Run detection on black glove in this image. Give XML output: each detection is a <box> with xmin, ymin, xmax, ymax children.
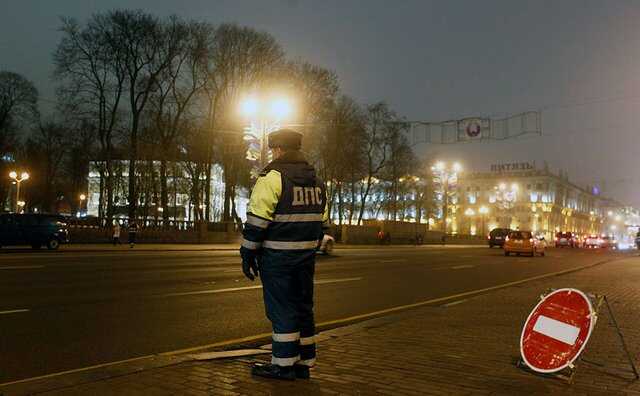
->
<box><xmin>240</xmin><ymin>246</ymin><xmax>260</xmax><ymax>281</ymax></box>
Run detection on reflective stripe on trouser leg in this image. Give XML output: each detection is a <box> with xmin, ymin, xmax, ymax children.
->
<box><xmin>271</xmin><ymin>331</ymin><xmax>300</xmax><ymax>366</ymax></box>
<box><xmin>297</xmin><ymin>259</ymin><xmax>316</xmax><ymax>367</ymax></box>
<box><xmin>298</xmin><ymin>334</ymin><xmax>316</xmax><ymax>367</ymax></box>
<box><xmin>261</xmin><ymin>254</ymin><xmax>300</xmax><ymax>367</ymax></box>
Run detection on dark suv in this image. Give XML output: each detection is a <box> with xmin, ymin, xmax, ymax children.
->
<box><xmin>488</xmin><ymin>228</ymin><xmax>511</xmax><ymax>248</ymax></box>
<box><xmin>0</xmin><ymin>213</ymin><xmax>70</xmax><ymax>250</ymax></box>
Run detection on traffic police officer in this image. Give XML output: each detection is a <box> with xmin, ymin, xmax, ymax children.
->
<box><xmin>240</xmin><ymin>129</ymin><xmax>329</xmax><ymax>381</ymax></box>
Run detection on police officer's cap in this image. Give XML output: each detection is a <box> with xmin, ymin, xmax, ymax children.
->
<box><xmin>268</xmin><ymin>129</ymin><xmax>302</xmax><ymax>150</ymax></box>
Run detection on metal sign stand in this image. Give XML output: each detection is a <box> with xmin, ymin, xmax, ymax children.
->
<box><xmin>517</xmin><ymin>290</ymin><xmax>639</xmax><ymax>384</ymax></box>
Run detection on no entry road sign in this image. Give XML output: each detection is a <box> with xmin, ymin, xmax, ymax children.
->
<box><xmin>520</xmin><ymin>288</ymin><xmax>595</xmax><ymax>373</ymax></box>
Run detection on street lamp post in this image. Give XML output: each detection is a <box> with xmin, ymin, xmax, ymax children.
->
<box><xmin>432</xmin><ymin>162</ymin><xmax>462</xmax><ymax>234</ymax></box>
<box><xmin>9</xmin><ymin>171</ymin><xmax>29</xmax><ymax>213</ymax></box>
<box><xmin>495</xmin><ymin>182</ymin><xmax>518</xmax><ymax>228</ymax></box>
<box><xmin>240</xmin><ymin>95</ymin><xmax>293</xmax><ymax>169</ymax></box>
<box><xmin>464</xmin><ymin>208</ymin><xmax>475</xmax><ymax>234</ymax></box>
<box><xmin>479</xmin><ymin>206</ymin><xmax>489</xmax><ymax>237</ymax></box>
<box><xmin>79</xmin><ymin>194</ymin><xmax>86</xmax><ymax>216</ymax></box>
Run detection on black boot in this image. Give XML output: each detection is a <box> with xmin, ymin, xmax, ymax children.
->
<box><xmin>294</xmin><ymin>364</ymin><xmax>310</xmax><ymax>379</ymax></box>
<box><xmin>251</xmin><ymin>363</ymin><xmax>296</xmax><ymax>381</ymax></box>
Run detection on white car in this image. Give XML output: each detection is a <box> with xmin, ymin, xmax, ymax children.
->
<box><xmin>317</xmin><ymin>234</ymin><xmax>335</xmax><ymax>255</ymax></box>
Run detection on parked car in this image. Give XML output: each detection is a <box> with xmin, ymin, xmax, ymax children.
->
<box><xmin>584</xmin><ymin>234</ymin><xmax>603</xmax><ymax>248</ymax></box>
<box><xmin>0</xmin><ymin>213</ymin><xmax>69</xmax><ymax>250</ymax></box>
<box><xmin>504</xmin><ymin>230</ymin><xmax>545</xmax><ymax>257</ymax></box>
<box><xmin>600</xmin><ymin>235</ymin><xmax>618</xmax><ymax>250</ymax></box>
<box><xmin>317</xmin><ymin>234</ymin><xmax>335</xmax><ymax>255</ymax></box>
<box><xmin>488</xmin><ymin>228</ymin><xmax>511</xmax><ymax>248</ymax></box>
<box><xmin>554</xmin><ymin>231</ymin><xmax>575</xmax><ymax>248</ymax></box>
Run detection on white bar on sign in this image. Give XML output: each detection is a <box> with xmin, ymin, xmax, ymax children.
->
<box><xmin>532</xmin><ymin>315</ymin><xmax>580</xmax><ymax>345</ymax></box>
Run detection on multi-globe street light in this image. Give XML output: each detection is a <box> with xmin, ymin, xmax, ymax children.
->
<box><xmin>9</xmin><ymin>171</ymin><xmax>29</xmax><ymax>213</ymax></box>
<box><xmin>495</xmin><ymin>182</ymin><xmax>518</xmax><ymax>228</ymax></box>
<box><xmin>431</xmin><ymin>161</ymin><xmax>462</xmax><ymax>234</ymax></box>
<box><xmin>239</xmin><ymin>95</ymin><xmax>294</xmax><ymax>169</ymax></box>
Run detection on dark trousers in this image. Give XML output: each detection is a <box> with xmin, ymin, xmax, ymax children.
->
<box><xmin>260</xmin><ymin>250</ymin><xmax>316</xmax><ymax>367</ymax></box>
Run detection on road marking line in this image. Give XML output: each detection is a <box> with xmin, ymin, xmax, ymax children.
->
<box><xmin>316</xmin><ymin>257</ymin><xmax>619</xmax><ymax>328</ymax></box>
<box><xmin>451</xmin><ymin>265</ymin><xmax>474</xmax><ymax>269</ymax></box>
<box><xmin>0</xmin><ymin>265</ymin><xmax>45</xmax><ymax>270</ymax></box>
<box><xmin>161</xmin><ymin>277</ymin><xmax>363</xmax><ymax>298</ymax></box>
<box><xmin>379</xmin><ymin>259</ymin><xmax>407</xmax><ymax>263</ymax></box>
<box><xmin>0</xmin><ymin>258</ymin><xmax>618</xmax><ymax>388</ymax></box>
<box><xmin>442</xmin><ymin>299</ymin><xmax>467</xmax><ymax>307</ymax></box>
<box><xmin>315</xmin><ymin>277</ymin><xmax>362</xmax><ymax>285</ymax></box>
<box><xmin>0</xmin><ymin>309</ymin><xmax>29</xmax><ymax>315</ymax></box>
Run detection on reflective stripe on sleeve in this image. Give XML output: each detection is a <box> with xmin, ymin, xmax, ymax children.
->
<box><xmin>299</xmin><ymin>336</ymin><xmax>315</xmax><ymax>346</ymax></box>
<box><xmin>272</xmin><ymin>332</ymin><xmax>300</xmax><ymax>342</ymax></box>
<box><xmin>241</xmin><ymin>238</ymin><xmax>262</xmax><ymax>250</ymax></box>
<box><xmin>263</xmin><ymin>240</ymin><xmax>319</xmax><ymax>250</ymax></box>
<box><xmin>296</xmin><ymin>358</ymin><xmax>316</xmax><ymax>367</ymax></box>
<box><xmin>273</xmin><ymin>213</ymin><xmax>323</xmax><ymax>222</ymax></box>
<box><xmin>246</xmin><ymin>214</ymin><xmax>270</xmax><ymax>229</ymax></box>
<box><xmin>271</xmin><ymin>355</ymin><xmax>300</xmax><ymax>367</ymax></box>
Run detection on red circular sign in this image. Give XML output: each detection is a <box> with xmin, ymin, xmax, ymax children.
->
<box><xmin>520</xmin><ymin>288</ymin><xmax>594</xmax><ymax>373</ymax></box>
<box><xmin>466</xmin><ymin>122</ymin><xmax>481</xmax><ymax>137</ymax></box>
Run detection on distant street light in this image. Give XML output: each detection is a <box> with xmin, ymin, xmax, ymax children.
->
<box><xmin>239</xmin><ymin>94</ymin><xmax>294</xmax><ymax>169</ymax></box>
<box><xmin>431</xmin><ymin>162</ymin><xmax>462</xmax><ymax>234</ymax></box>
<box><xmin>79</xmin><ymin>193</ymin><xmax>87</xmax><ymax>217</ymax></box>
<box><xmin>9</xmin><ymin>171</ymin><xmax>29</xmax><ymax>213</ymax></box>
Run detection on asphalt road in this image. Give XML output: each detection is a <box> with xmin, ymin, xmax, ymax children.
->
<box><xmin>0</xmin><ymin>245</ymin><xmax>627</xmax><ymax>383</ymax></box>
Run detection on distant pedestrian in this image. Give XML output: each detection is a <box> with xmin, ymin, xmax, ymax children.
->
<box><xmin>112</xmin><ymin>221</ymin><xmax>121</xmax><ymax>246</ymax></box>
<box><xmin>128</xmin><ymin>220</ymin><xmax>138</xmax><ymax>248</ymax></box>
<box><xmin>377</xmin><ymin>230</ymin><xmax>385</xmax><ymax>245</ymax></box>
<box><xmin>385</xmin><ymin>232</ymin><xmax>391</xmax><ymax>245</ymax></box>
<box><xmin>441</xmin><ymin>234</ymin><xmax>446</xmax><ymax>246</ymax></box>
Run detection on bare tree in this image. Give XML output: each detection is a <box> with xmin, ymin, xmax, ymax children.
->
<box><xmin>0</xmin><ymin>71</ymin><xmax>39</xmax><ymax>132</ymax></box>
<box><xmin>202</xmin><ymin>23</ymin><xmax>284</xmax><ymax>223</ymax></box>
<box><xmin>355</xmin><ymin>102</ymin><xmax>404</xmax><ymax>225</ymax></box>
<box><xmin>54</xmin><ymin>16</ymin><xmax>126</xmax><ymax>219</ymax></box>
<box><xmin>0</xmin><ymin>71</ymin><xmax>38</xmax><ymax>209</ymax></box>
<box><xmin>146</xmin><ymin>20</ymin><xmax>211</xmax><ymax>223</ymax></box>
<box><xmin>20</xmin><ymin>121</ymin><xmax>67</xmax><ymax>212</ymax></box>
<box><xmin>100</xmin><ymin>10</ymin><xmax>186</xmax><ymax>219</ymax></box>
<box><xmin>382</xmin><ymin>124</ymin><xmax>414</xmax><ymax>221</ymax></box>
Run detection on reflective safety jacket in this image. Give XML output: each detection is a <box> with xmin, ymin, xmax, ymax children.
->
<box><xmin>242</xmin><ymin>151</ymin><xmax>329</xmax><ymax>252</ymax></box>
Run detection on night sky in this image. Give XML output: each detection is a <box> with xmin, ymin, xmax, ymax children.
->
<box><xmin>2</xmin><ymin>0</ymin><xmax>640</xmax><ymax>205</ymax></box>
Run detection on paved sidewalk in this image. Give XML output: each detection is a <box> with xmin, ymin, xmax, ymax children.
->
<box><xmin>5</xmin><ymin>255</ymin><xmax>640</xmax><ymax>395</ymax></box>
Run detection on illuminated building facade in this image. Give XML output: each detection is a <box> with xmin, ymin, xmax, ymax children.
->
<box><xmin>452</xmin><ymin>162</ymin><xmax>607</xmax><ymax>239</ymax></box>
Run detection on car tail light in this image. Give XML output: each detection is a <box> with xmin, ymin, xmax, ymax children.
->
<box><xmin>505</xmin><ymin>236</ymin><xmax>509</xmax><ymax>242</ymax></box>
